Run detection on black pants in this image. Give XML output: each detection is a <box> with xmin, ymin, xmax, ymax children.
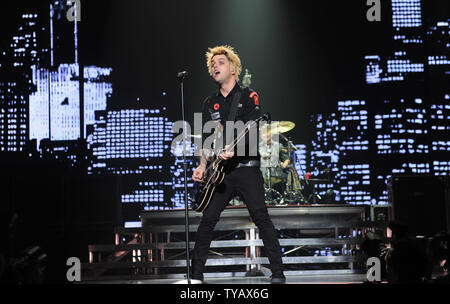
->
<box><xmin>191</xmin><ymin>166</ymin><xmax>284</xmax><ymax>276</ymax></box>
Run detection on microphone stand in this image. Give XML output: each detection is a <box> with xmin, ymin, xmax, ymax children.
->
<box><xmin>174</xmin><ymin>71</ymin><xmax>202</xmax><ymax>284</ymax></box>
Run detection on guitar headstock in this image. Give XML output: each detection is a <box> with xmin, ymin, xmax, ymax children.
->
<box><xmin>257</xmin><ymin>113</ymin><xmax>271</xmax><ymax>124</ymax></box>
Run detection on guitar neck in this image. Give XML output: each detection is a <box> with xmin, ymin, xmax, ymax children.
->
<box><xmin>217</xmin><ymin>119</ymin><xmax>260</xmax><ymax>160</ymax></box>
<box><xmin>206</xmin><ymin>114</ymin><xmax>268</xmax><ymax>170</ymax></box>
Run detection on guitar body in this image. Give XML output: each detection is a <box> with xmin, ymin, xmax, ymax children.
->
<box><xmin>189</xmin><ymin>113</ymin><xmax>270</xmax><ymax>213</ymax></box>
<box><xmin>190</xmin><ymin>162</ymin><xmax>226</xmax><ymax>212</ymax></box>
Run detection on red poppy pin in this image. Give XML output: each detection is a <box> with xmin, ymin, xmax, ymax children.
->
<box><xmin>214</xmin><ymin>103</ymin><xmax>220</xmax><ymax>111</ymax></box>
<box><xmin>250</xmin><ymin>92</ymin><xmax>259</xmax><ymax>106</ymax></box>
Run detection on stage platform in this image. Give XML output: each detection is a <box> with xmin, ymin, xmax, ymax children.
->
<box><xmin>84</xmin><ymin>272</ymin><xmax>368</xmax><ymax>284</ymax></box>
<box><xmin>83</xmin><ymin>204</ymin><xmax>385</xmax><ymax>283</ymax></box>
<box><xmin>139</xmin><ymin>204</ymin><xmax>369</xmax><ymax>230</ymax></box>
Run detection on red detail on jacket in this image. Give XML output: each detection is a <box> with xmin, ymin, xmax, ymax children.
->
<box><xmin>250</xmin><ymin>92</ymin><xmax>259</xmax><ymax>106</ymax></box>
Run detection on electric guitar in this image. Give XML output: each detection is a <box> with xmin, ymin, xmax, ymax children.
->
<box><xmin>190</xmin><ymin>113</ymin><xmax>271</xmax><ymax>212</ymax></box>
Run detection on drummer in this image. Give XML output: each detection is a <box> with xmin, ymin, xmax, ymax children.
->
<box><xmin>259</xmin><ymin>129</ymin><xmax>290</xmax><ymax>194</ymax></box>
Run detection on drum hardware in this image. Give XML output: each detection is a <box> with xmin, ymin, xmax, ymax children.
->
<box><xmin>263</xmin><ymin>163</ymin><xmax>283</xmax><ymax>205</ymax></box>
<box><xmin>279</xmin><ymin>133</ymin><xmax>300</xmax><ymax>151</ymax></box>
<box><xmin>283</xmin><ymin>190</ymin><xmax>305</xmax><ymax>204</ymax></box>
<box><xmin>262</xmin><ymin>166</ymin><xmax>284</xmax><ymax>185</ymax></box>
<box><xmin>264</xmin><ymin>187</ymin><xmax>283</xmax><ymax>205</ymax></box>
<box><xmin>279</xmin><ymin>133</ymin><xmax>305</xmax><ymax>205</ymax></box>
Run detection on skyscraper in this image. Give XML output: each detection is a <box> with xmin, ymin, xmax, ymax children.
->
<box><xmin>29</xmin><ymin>64</ymin><xmax>112</xmax><ymax>148</ymax></box>
<box><xmin>0</xmin><ymin>13</ymin><xmax>48</xmax><ymax>153</ymax></box>
<box><xmin>336</xmin><ymin>100</ymin><xmax>371</xmax><ymax>205</ymax></box>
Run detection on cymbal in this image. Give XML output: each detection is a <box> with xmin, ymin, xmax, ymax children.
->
<box><xmin>266</xmin><ymin>121</ymin><xmax>295</xmax><ymax>134</ymax></box>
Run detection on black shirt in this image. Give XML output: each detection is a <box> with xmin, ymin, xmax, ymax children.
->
<box><xmin>201</xmin><ymin>83</ymin><xmax>262</xmax><ymax>166</ymax></box>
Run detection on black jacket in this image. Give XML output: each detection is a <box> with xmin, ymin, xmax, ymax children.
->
<box><xmin>201</xmin><ymin>83</ymin><xmax>262</xmax><ymax>166</ymax></box>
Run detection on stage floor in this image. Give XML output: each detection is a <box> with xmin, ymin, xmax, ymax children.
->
<box><xmin>84</xmin><ymin>273</ymin><xmax>367</xmax><ymax>284</ymax></box>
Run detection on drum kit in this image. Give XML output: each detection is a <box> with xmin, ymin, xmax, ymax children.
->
<box><xmin>259</xmin><ymin>121</ymin><xmax>306</xmax><ymax>205</ymax></box>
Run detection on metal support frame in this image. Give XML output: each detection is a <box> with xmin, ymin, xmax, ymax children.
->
<box><xmin>84</xmin><ymin>205</ymin><xmax>377</xmax><ymax>280</ymax></box>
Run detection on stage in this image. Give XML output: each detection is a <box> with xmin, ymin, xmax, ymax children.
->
<box><xmin>83</xmin><ymin>204</ymin><xmax>382</xmax><ymax>283</ymax></box>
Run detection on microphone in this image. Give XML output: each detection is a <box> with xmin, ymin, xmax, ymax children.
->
<box><xmin>177</xmin><ymin>71</ymin><xmax>189</xmax><ymax>80</ymax></box>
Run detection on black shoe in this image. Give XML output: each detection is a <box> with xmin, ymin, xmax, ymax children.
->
<box><xmin>189</xmin><ymin>278</ymin><xmax>205</xmax><ymax>284</ymax></box>
<box><xmin>270</xmin><ymin>274</ymin><xmax>286</xmax><ymax>284</ymax></box>
<box><xmin>191</xmin><ymin>260</ymin><xmax>204</xmax><ymax>282</ymax></box>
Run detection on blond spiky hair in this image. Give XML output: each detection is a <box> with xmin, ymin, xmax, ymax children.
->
<box><xmin>206</xmin><ymin>45</ymin><xmax>242</xmax><ymax>82</ymax></box>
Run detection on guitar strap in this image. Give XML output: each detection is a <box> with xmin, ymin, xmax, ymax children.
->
<box><xmin>227</xmin><ymin>91</ymin><xmax>242</xmax><ymax>122</ymax></box>
<box><xmin>223</xmin><ymin>91</ymin><xmax>242</xmax><ymax>149</ymax></box>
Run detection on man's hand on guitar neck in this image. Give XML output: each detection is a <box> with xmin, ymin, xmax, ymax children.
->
<box><xmin>219</xmin><ymin>145</ymin><xmax>235</xmax><ymax>160</ymax></box>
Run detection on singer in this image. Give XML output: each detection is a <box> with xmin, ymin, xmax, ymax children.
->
<box><xmin>191</xmin><ymin>45</ymin><xmax>285</xmax><ymax>284</ymax></box>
